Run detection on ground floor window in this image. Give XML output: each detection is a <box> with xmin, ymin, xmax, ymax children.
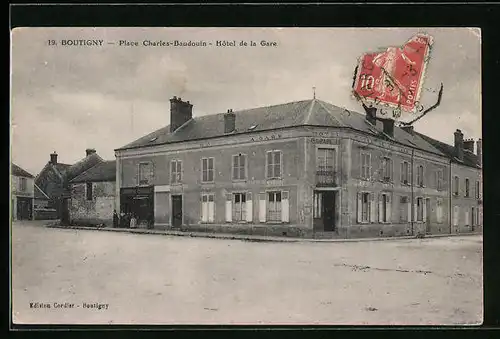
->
<box><xmin>436</xmin><ymin>199</ymin><xmax>443</xmax><ymax>223</ymax></box>
<box><xmin>201</xmin><ymin>193</ymin><xmax>215</xmax><ymax>223</ymax></box>
<box><xmin>471</xmin><ymin>207</ymin><xmax>476</xmax><ymax>227</ymax></box>
<box><xmin>267</xmin><ymin>191</ymin><xmax>282</xmax><ymax>222</ymax></box>
<box><xmin>378</xmin><ymin>193</ymin><xmax>391</xmax><ymax>222</ymax></box>
<box><xmin>233</xmin><ymin>193</ymin><xmax>247</xmax><ymax>221</ymax></box>
<box><xmin>357</xmin><ymin>192</ymin><xmax>373</xmax><ymax>223</ymax></box>
<box><xmin>416</xmin><ymin>197</ymin><xmax>424</xmax><ymax>222</ymax></box>
<box><xmin>399</xmin><ymin>196</ymin><xmax>410</xmax><ymax>222</ymax></box>
<box><xmin>313</xmin><ymin>192</ymin><xmax>323</xmax><ymax>218</ymax></box>
<box><xmin>453</xmin><ymin>206</ymin><xmax>460</xmax><ymax>226</ymax></box>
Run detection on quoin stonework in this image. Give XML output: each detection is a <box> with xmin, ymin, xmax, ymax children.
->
<box><xmin>112</xmin><ymin>96</ymin><xmax>482</xmax><ymax>239</ymax></box>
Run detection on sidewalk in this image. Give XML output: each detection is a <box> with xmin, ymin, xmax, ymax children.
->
<box><xmin>44</xmin><ymin>223</ymin><xmax>482</xmax><ymax>243</ymax></box>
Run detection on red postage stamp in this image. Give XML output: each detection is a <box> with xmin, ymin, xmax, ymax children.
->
<box><xmin>352</xmin><ymin>33</ymin><xmax>434</xmax><ymax>113</ymax></box>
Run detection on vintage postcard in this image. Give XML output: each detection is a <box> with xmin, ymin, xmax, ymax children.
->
<box><xmin>10</xmin><ymin>27</ymin><xmax>482</xmax><ymax>326</ymax></box>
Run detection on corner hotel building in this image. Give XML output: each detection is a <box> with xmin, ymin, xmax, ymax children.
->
<box><xmin>114</xmin><ymin>96</ymin><xmax>482</xmax><ymax>238</ymax></box>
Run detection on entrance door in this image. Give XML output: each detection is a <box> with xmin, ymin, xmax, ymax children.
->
<box><xmin>425</xmin><ymin>198</ymin><xmax>431</xmax><ymax>233</ymax></box>
<box><xmin>322</xmin><ymin>192</ymin><xmax>336</xmax><ymax>232</ymax></box>
<box><xmin>60</xmin><ymin>198</ymin><xmax>70</xmax><ymax>225</ymax></box>
<box><xmin>171</xmin><ymin>195</ymin><xmax>183</xmax><ymax>227</ymax></box>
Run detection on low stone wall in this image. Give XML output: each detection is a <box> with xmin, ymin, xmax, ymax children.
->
<box><xmin>34</xmin><ymin>209</ymin><xmax>58</xmax><ymax>220</ymax></box>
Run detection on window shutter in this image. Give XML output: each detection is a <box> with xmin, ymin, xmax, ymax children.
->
<box><xmin>407</xmin><ymin>201</ymin><xmax>412</xmax><ymax>222</ymax></box>
<box><xmin>369</xmin><ymin>193</ymin><xmax>376</xmax><ymax>223</ymax></box>
<box><xmin>423</xmin><ymin>199</ymin><xmax>427</xmax><ymax>221</ymax></box>
<box><xmin>225</xmin><ymin>193</ymin><xmax>232</xmax><ymax>222</ymax></box>
<box><xmin>387</xmin><ymin>194</ymin><xmax>392</xmax><ymax>223</ymax></box>
<box><xmin>400</xmin><ymin>162</ymin><xmax>404</xmax><ymax>183</ymax></box>
<box><xmin>246</xmin><ymin>192</ymin><xmax>253</xmax><ymax>222</ymax></box>
<box><xmin>465</xmin><ymin>210</ymin><xmax>469</xmax><ymax>226</ymax></box>
<box><xmin>368</xmin><ymin>155</ymin><xmax>372</xmax><ymax>180</ymax></box>
<box><xmin>378</xmin><ymin>194</ymin><xmax>383</xmax><ymax>223</ymax></box>
<box><xmin>356</xmin><ymin>193</ymin><xmax>362</xmax><ymax>223</ymax></box>
<box><xmin>413</xmin><ymin>202</ymin><xmax>418</xmax><ymax>222</ymax></box>
<box><xmin>259</xmin><ymin>192</ymin><xmax>266</xmax><ymax>222</ymax></box>
<box><xmin>201</xmin><ymin>195</ymin><xmax>208</xmax><ymax>223</ymax></box>
<box><xmin>281</xmin><ymin>191</ymin><xmax>289</xmax><ymax>223</ymax></box>
<box><xmin>150</xmin><ymin>162</ymin><xmax>154</xmax><ymax>184</ymax></box>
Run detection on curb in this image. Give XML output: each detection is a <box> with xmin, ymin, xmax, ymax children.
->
<box><xmin>44</xmin><ymin>224</ymin><xmax>482</xmax><ymax>243</ymax></box>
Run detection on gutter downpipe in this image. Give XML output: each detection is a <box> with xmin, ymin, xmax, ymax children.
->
<box><xmin>411</xmin><ymin>148</ymin><xmax>415</xmax><ymax>236</ymax></box>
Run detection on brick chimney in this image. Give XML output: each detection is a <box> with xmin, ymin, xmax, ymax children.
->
<box><xmin>401</xmin><ymin>125</ymin><xmax>414</xmax><ymax>134</ymax></box>
<box><xmin>476</xmin><ymin>138</ymin><xmax>482</xmax><ymax>167</ymax></box>
<box><xmin>86</xmin><ymin>148</ymin><xmax>96</xmax><ymax>156</ymax></box>
<box><xmin>463</xmin><ymin>139</ymin><xmax>474</xmax><ymax>153</ymax></box>
<box><xmin>454</xmin><ymin>129</ymin><xmax>464</xmax><ymax>161</ymax></box>
<box><xmin>380</xmin><ymin>118</ymin><xmax>395</xmax><ymax>138</ymax></box>
<box><xmin>170</xmin><ymin>96</ymin><xmax>193</xmax><ymax>133</ymax></box>
<box><xmin>50</xmin><ymin>151</ymin><xmax>58</xmax><ymax>164</ymax></box>
<box><xmin>224</xmin><ymin>109</ymin><xmax>236</xmax><ymax>133</ymax></box>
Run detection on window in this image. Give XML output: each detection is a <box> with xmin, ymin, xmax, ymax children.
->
<box><xmin>435</xmin><ymin>170</ymin><xmax>444</xmax><ymax>191</ymax></box>
<box><xmin>317</xmin><ymin>148</ymin><xmax>336</xmax><ymax>172</ymax></box>
<box><xmin>379</xmin><ymin>193</ymin><xmax>391</xmax><ymax>222</ymax></box>
<box><xmin>232</xmin><ymin>193</ymin><xmax>247</xmax><ymax>221</ymax></box>
<box><xmin>313</xmin><ymin>192</ymin><xmax>323</xmax><ymax>218</ymax></box>
<box><xmin>201</xmin><ymin>193</ymin><xmax>215</xmax><ymax>222</ymax></box>
<box><xmin>382</xmin><ymin>157</ymin><xmax>392</xmax><ymax>181</ymax></box>
<box><xmin>138</xmin><ymin>162</ymin><xmax>152</xmax><ymax>185</ymax></box>
<box><xmin>19</xmin><ymin>177</ymin><xmax>27</xmax><ymax>192</ymax></box>
<box><xmin>232</xmin><ymin>154</ymin><xmax>247</xmax><ymax>180</ymax></box>
<box><xmin>399</xmin><ymin>196</ymin><xmax>410</xmax><ymax>222</ymax></box>
<box><xmin>416</xmin><ymin>165</ymin><xmax>424</xmax><ymax>187</ymax></box>
<box><xmin>86</xmin><ymin>182</ymin><xmax>93</xmax><ymax>201</ymax></box>
<box><xmin>416</xmin><ymin>197</ymin><xmax>424</xmax><ymax>222</ymax></box>
<box><xmin>465</xmin><ymin>178</ymin><xmax>470</xmax><ymax>197</ymax></box>
<box><xmin>453</xmin><ymin>206</ymin><xmax>460</xmax><ymax>226</ymax></box>
<box><xmin>361</xmin><ymin>153</ymin><xmax>371</xmax><ymax>179</ymax></box>
<box><xmin>202</xmin><ymin>158</ymin><xmax>214</xmax><ymax>182</ymax></box>
<box><xmin>170</xmin><ymin>160</ymin><xmax>182</xmax><ymax>184</ymax></box>
<box><xmin>471</xmin><ymin>207</ymin><xmax>476</xmax><ymax>227</ymax></box>
<box><xmin>453</xmin><ymin>176</ymin><xmax>459</xmax><ymax>196</ymax></box>
<box><xmin>476</xmin><ymin>180</ymin><xmax>481</xmax><ymax>199</ymax></box>
<box><xmin>436</xmin><ymin>199</ymin><xmax>443</xmax><ymax>223</ymax></box>
<box><xmin>267</xmin><ymin>191</ymin><xmax>282</xmax><ymax>222</ymax></box>
<box><xmin>401</xmin><ymin>161</ymin><xmax>409</xmax><ymax>184</ymax></box>
<box><xmin>266</xmin><ymin>151</ymin><xmax>282</xmax><ymax>179</ymax></box>
<box><xmin>357</xmin><ymin>192</ymin><xmax>371</xmax><ymax>223</ymax></box>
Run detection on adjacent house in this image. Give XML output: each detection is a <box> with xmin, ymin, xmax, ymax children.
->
<box><xmin>113</xmin><ymin>96</ymin><xmax>480</xmax><ymax>239</ymax></box>
<box><xmin>416</xmin><ymin>131</ymin><xmax>482</xmax><ymax>233</ymax></box>
<box><xmin>33</xmin><ymin>183</ymin><xmax>56</xmax><ymax>220</ymax></box>
<box><xmin>69</xmin><ymin>160</ymin><xmax>116</xmax><ymax>227</ymax></box>
<box><xmin>35</xmin><ymin>149</ymin><xmax>103</xmax><ymax>223</ymax></box>
<box><xmin>11</xmin><ymin>163</ymin><xmax>35</xmax><ymax>221</ymax></box>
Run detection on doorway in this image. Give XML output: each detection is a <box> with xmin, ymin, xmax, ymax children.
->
<box><xmin>171</xmin><ymin>195</ymin><xmax>183</xmax><ymax>228</ymax></box>
<box><xmin>16</xmin><ymin>197</ymin><xmax>32</xmax><ymax>220</ymax></box>
<box><xmin>313</xmin><ymin>191</ymin><xmax>337</xmax><ymax>232</ymax></box>
<box><xmin>425</xmin><ymin>198</ymin><xmax>431</xmax><ymax>234</ymax></box>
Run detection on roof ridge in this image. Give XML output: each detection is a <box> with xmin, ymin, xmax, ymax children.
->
<box><xmin>69</xmin><ymin>160</ymin><xmax>105</xmax><ymax>183</ymax></box>
<box><xmin>34</xmin><ymin>183</ymin><xmax>50</xmax><ymax>199</ymax></box>
<box><xmin>316</xmin><ymin>99</ymin><xmax>345</xmax><ymax>127</ymax></box>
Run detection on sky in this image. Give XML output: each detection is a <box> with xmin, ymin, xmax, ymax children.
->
<box><xmin>11</xmin><ymin>27</ymin><xmax>481</xmax><ymax>176</ymax></box>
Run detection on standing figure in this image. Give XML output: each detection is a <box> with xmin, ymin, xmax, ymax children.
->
<box><xmin>113</xmin><ymin>210</ymin><xmax>119</xmax><ymax>228</ymax></box>
<box><xmin>129</xmin><ymin>213</ymin><xmax>137</xmax><ymax>229</ymax></box>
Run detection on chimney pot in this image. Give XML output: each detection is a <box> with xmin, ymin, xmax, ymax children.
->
<box><xmin>380</xmin><ymin>118</ymin><xmax>395</xmax><ymax>138</ymax></box>
<box><xmin>170</xmin><ymin>97</ymin><xmax>193</xmax><ymax>133</ymax></box>
<box><xmin>401</xmin><ymin>125</ymin><xmax>414</xmax><ymax>134</ymax></box>
<box><xmin>50</xmin><ymin>152</ymin><xmax>58</xmax><ymax>165</ymax></box>
<box><xmin>454</xmin><ymin>129</ymin><xmax>464</xmax><ymax>161</ymax></box>
<box><xmin>86</xmin><ymin>148</ymin><xmax>96</xmax><ymax>156</ymax></box>
<box><xmin>224</xmin><ymin>109</ymin><xmax>236</xmax><ymax>133</ymax></box>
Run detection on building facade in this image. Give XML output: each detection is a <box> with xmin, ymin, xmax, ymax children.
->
<box><xmin>114</xmin><ymin>97</ymin><xmax>480</xmax><ymax>239</ymax></box>
<box><xmin>35</xmin><ymin>149</ymin><xmax>104</xmax><ymax>223</ymax></box>
<box><xmin>11</xmin><ymin>163</ymin><xmax>35</xmax><ymax>221</ymax></box>
<box><xmin>69</xmin><ymin>160</ymin><xmax>116</xmax><ymax>227</ymax></box>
